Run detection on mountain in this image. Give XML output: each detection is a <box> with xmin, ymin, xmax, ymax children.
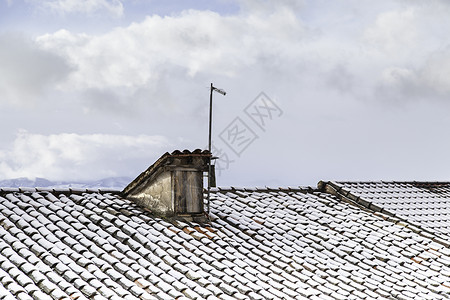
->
<box><xmin>0</xmin><ymin>177</ymin><xmax>132</xmax><ymax>190</ymax></box>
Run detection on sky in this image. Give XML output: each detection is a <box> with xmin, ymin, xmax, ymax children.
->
<box><xmin>1</xmin><ymin>0</ymin><xmax>450</xmax><ymax>187</ymax></box>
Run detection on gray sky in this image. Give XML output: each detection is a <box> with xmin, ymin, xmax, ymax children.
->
<box><xmin>1</xmin><ymin>0</ymin><xmax>450</xmax><ymax>187</ymax></box>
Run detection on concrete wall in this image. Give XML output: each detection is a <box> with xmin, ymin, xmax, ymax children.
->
<box><xmin>129</xmin><ymin>171</ymin><xmax>173</xmax><ymax>215</ymax></box>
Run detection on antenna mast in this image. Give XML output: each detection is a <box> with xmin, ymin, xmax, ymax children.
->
<box><xmin>207</xmin><ymin>83</ymin><xmax>226</xmax><ymax>219</ymax></box>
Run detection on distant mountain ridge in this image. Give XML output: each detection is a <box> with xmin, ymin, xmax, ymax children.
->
<box><xmin>0</xmin><ymin>177</ymin><xmax>132</xmax><ymax>190</ymax></box>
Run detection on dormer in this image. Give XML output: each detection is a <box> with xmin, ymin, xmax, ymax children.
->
<box><xmin>122</xmin><ymin>149</ymin><xmax>210</xmax><ymax>221</ymax></box>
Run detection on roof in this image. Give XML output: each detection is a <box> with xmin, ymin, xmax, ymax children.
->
<box><xmin>0</xmin><ymin>186</ymin><xmax>449</xmax><ymax>299</ymax></box>
<box><xmin>322</xmin><ymin>181</ymin><xmax>450</xmax><ymax>244</ymax></box>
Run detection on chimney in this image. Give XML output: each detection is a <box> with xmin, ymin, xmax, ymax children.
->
<box><xmin>122</xmin><ymin>149</ymin><xmax>211</xmax><ymax>221</ymax></box>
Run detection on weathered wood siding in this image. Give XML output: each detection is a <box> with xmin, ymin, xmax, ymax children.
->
<box><xmin>174</xmin><ymin>170</ymin><xmax>203</xmax><ymax>214</ymax></box>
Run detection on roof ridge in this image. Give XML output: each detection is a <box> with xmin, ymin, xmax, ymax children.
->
<box><xmin>334</xmin><ymin>180</ymin><xmax>450</xmax><ymax>184</ymax></box>
<box><xmin>208</xmin><ymin>186</ymin><xmax>315</xmax><ymax>193</ymax></box>
<box><xmin>0</xmin><ymin>188</ymin><xmax>121</xmax><ymax>195</ymax></box>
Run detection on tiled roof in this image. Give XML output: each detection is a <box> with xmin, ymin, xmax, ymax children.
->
<box><xmin>322</xmin><ymin>181</ymin><xmax>450</xmax><ymax>244</ymax></box>
<box><xmin>0</xmin><ymin>187</ymin><xmax>449</xmax><ymax>299</ymax></box>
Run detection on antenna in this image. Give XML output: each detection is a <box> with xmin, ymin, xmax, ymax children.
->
<box><xmin>207</xmin><ymin>83</ymin><xmax>226</xmax><ymax>219</ymax></box>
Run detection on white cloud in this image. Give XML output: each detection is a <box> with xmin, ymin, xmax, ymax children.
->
<box><xmin>374</xmin><ymin>47</ymin><xmax>450</xmax><ymax>102</ymax></box>
<box><xmin>36</xmin><ymin>7</ymin><xmax>305</xmax><ymax>88</ymax></box>
<box><xmin>31</xmin><ymin>0</ymin><xmax>450</xmax><ymax>111</ymax></box>
<box><xmin>323</xmin><ymin>0</ymin><xmax>450</xmax><ymax>103</ymax></box>
<box><xmin>363</xmin><ymin>8</ymin><xmax>419</xmax><ymax>55</ymax></box>
<box><xmin>27</xmin><ymin>0</ymin><xmax>124</xmax><ymax>16</ymax></box>
<box><xmin>8</xmin><ymin>0</ymin><xmax>450</xmax><ymax>110</ymax></box>
<box><xmin>237</xmin><ymin>0</ymin><xmax>305</xmax><ymax>14</ymax></box>
<box><xmin>0</xmin><ymin>33</ymin><xmax>73</xmax><ymax>106</ymax></box>
<box><xmin>33</xmin><ymin>6</ymin><xmax>306</xmax><ymax>114</ymax></box>
<box><xmin>0</xmin><ymin>130</ymin><xmax>171</xmax><ymax>181</ymax></box>
<box><xmin>420</xmin><ymin>48</ymin><xmax>450</xmax><ymax>95</ymax></box>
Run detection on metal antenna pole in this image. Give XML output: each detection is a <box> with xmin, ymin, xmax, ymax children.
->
<box><xmin>207</xmin><ymin>83</ymin><xmax>213</xmax><ymax>218</ymax></box>
<box><xmin>206</xmin><ymin>83</ymin><xmax>225</xmax><ymax>221</ymax></box>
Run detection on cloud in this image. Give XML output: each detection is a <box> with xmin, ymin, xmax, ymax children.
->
<box><xmin>0</xmin><ymin>130</ymin><xmax>171</xmax><ymax>181</ymax></box>
<box><xmin>27</xmin><ymin>0</ymin><xmax>124</xmax><ymax>16</ymax></box>
<box><xmin>358</xmin><ymin>1</ymin><xmax>450</xmax><ymax>102</ymax></box>
<box><xmin>33</xmin><ymin>6</ymin><xmax>306</xmax><ymax>114</ymax></box>
<box><xmin>0</xmin><ymin>33</ymin><xmax>73</xmax><ymax>106</ymax></box>
<box><xmin>237</xmin><ymin>0</ymin><xmax>305</xmax><ymax>14</ymax></box>
<box><xmin>36</xmin><ymin>8</ymin><xmax>305</xmax><ymax>86</ymax></box>
<box><xmin>363</xmin><ymin>8</ymin><xmax>419</xmax><ymax>55</ymax></box>
<box><xmin>32</xmin><ymin>0</ymin><xmax>450</xmax><ymax>113</ymax></box>
<box><xmin>8</xmin><ymin>0</ymin><xmax>450</xmax><ymax>112</ymax></box>
<box><xmin>374</xmin><ymin>46</ymin><xmax>450</xmax><ymax>103</ymax></box>
<box><xmin>420</xmin><ymin>48</ymin><xmax>450</xmax><ymax>95</ymax></box>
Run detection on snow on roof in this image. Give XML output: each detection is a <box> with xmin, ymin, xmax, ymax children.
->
<box><xmin>0</xmin><ymin>186</ymin><xmax>449</xmax><ymax>299</ymax></box>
